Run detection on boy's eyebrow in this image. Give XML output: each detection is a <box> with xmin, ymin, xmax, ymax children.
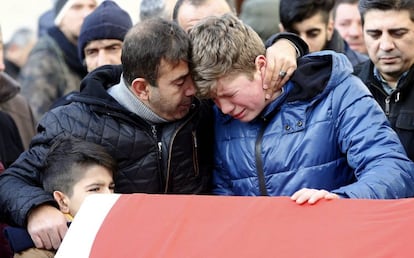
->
<box><xmin>85</xmin><ymin>182</ymin><xmax>107</xmax><ymax>188</ymax></box>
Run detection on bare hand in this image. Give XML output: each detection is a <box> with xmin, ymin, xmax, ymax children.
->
<box><xmin>27</xmin><ymin>204</ymin><xmax>68</xmax><ymax>250</ymax></box>
<box><xmin>291</xmin><ymin>188</ymin><xmax>339</xmax><ymax>205</ymax></box>
<box><xmin>263</xmin><ymin>39</ymin><xmax>298</xmax><ymax>99</ymax></box>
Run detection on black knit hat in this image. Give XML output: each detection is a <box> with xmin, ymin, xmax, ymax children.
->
<box><xmin>78</xmin><ymin>0</ymin><xmax>133</xmax><ymax>62</ymax></box>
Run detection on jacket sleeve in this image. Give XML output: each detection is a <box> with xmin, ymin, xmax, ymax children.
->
<box><xmin>265</xmin><ymin>32</ymin><xmax>309</xmax><ymax>57</ymax></box>
<box><xmin>0</xmin><ymin>111</ymin><xmax>64</xmax><ymax>226</ymax></box>
<box><xmin>331</xmin><ymin>75</ymin><xmax>414</xmax><ymax>198</ymax></box>
<box><xmin>212</xmin><ymin>166</ymin><xmax>235</xmax><ymax>196</ymax></box>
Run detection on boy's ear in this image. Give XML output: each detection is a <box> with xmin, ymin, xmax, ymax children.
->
<box><xmin>279</xmin><ymin>23</ymin><xmax>285</xmax><ymax>32</ymax></box>
<box><xmin>255</xmin><ymin>55</ymin><xmax>267</xmax><ymax>77</ymax></box>
<box><xmin>53</xmin><ymin>191</ymin><xmax>70</xmax><ymax>214</ymax></box>
<box><xmin>130</xmin><ymin>78</ymin><xmax>150</xmax><ymax>101</ymax></box>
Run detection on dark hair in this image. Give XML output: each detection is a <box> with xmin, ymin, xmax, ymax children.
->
<box><xmin>333</xmin><ymin>0</ymin><xmax>359</xmax><ymax>20</ymax></box>
<box><xmin>121</xmin><ymin>18</ymin><xmax>190</xmax><ymax>86</ymax></box>
<box><xmin>42</xmin><ymin>136</ymin><xmax>117</xmax><ymax>197</ymax></box>
<box><xmin>172</xmin><ymin>0</ymin><xmax>234</xmax><ymax>22</ymax></box>
<box><xmin>280</xmin><ymin>0</ymin><xmax>335</xmax><ymax>32</ymax></box>
<box><xmin>359</xmin><ymin>0</ymin><xmax>414</xmax><ymax>24</ymax></box>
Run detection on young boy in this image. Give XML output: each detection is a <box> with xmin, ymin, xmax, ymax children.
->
<box><xmin>189</xmin><ymin>14</ymin><xmax>414</xmax><ymax>203</ymax></box>
<box><xmin>5</xmin><ymin>136</ymin><xmax>116</xmax><ymax>257</ymax></box>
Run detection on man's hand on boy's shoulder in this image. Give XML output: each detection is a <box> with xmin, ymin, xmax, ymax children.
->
<box><xmin>263</xmin><ymin>39</ymin><xmax>298</xmax><ymax>99</ymax></box>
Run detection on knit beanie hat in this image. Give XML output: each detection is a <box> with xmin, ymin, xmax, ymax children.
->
<box><xmin>54</xmin><ymin>0</ymin><xmax>78</xmax><ymax>25</ymax></box>
<box><xmin>78</xmin><ymin>0</ymin><xmax>133</xmax><ymax>62</ymax></box>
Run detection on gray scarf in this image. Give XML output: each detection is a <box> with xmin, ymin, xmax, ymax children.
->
<box><xmin>107</xmin><ymin>75</ymin><xmax>168</xmax><ymax>124</ymax></box>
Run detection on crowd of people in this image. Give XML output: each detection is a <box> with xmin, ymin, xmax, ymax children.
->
<box><xmin>0</xmin><ymin>0</ymin><xmax>413</xmax><ymax>256</ymax></box>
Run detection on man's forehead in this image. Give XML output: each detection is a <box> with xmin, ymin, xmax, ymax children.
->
<box><xmin>158</xmin><ymin>59</ymin><xmax>189</xmax><ymax>79</ymax></box>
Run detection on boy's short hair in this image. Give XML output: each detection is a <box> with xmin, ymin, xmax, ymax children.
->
<box><xmin>42</xmin><ymin>136</ymin><xmax>117</xmax><ymax>197</ymax></box>
<box><xmin>189</xmin><ymin>13</ymin><xmax>265</xmax><ymax>98</ymax></box>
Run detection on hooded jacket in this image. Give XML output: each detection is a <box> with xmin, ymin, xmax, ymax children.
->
<box><xmin>0</xmin><ymin>65</ymin><xmax>214</xmax><ymax>227</ymax></box>
<box><xmin>212</xmin><ymin>51</ymin><xmax>414</xmax><ymax>198</ymax></box>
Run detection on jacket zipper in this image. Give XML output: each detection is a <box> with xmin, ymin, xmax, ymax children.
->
<box><xmin>192</xmin><ymin>131</ymin><xmax>199</xmax><ymax>176</ymax></box>
<box><xmin>385</xmin><ymin>96</ymin><xmax>390</xmax><ymax>116</ymax></box>
<box><xmin>151</xmin><ymin>125</ymin><xmax>164</xmax><ymax>190</ymax></box>
<box><xmin>370</xmin><ymin>82</ymin><xmax>401</xmax><ymax>118</ymax></box>
<box><xmin>164</xmin><ymin>112</ymin><xmax>197</xmax><ymax>193</ymax></box>
<box><xmin>255</xmin><ymin>124</ymin><xmax>268</xmax><ymax>196</ymax></box>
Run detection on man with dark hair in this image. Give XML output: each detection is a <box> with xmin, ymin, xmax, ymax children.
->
<box><xmin>0</xmin><ymin>18</ymin><xmax>214</xmax><ymax>252</ymax></box>
<box><xmin>353</xmin><ymin>0</ymin><xmax>414</xmax><ymax>161</ymax></box>
<box><xmin>279</xmin><ymin>0</ymin><xmax>367</xmax><ymax>66</ymax></box>
<box><xmin>0</xmin><ymin>15</ymin><xmax>307</xmax><ymax>252</ymax></box>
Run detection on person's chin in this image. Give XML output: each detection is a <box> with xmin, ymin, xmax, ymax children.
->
<box><xmin>235</xmin><ymin>112</ymin><xmax>255</xmax><ymax>123</ymax></box>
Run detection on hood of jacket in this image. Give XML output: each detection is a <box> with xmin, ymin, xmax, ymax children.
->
<box><xmin>259</xmin><ymin>50</ymin><xmax>353</xmax><ymax>120</ymax></box>
<box><xmin>288</xmin><ymin>50</ymin><xmax>353</xmax><ymax>102</ymax></box>
<box><xmin>66</xmin><ymin>64</ymin><xmax>125</xmax><ymax>111</ymax></box>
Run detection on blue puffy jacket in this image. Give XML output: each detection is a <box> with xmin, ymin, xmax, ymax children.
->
<box><xmin>212</xmin><ymin>51</ymin><xmax>414</xmax><ymax>198</ymax></box>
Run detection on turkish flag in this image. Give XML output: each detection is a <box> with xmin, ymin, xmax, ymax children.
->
<box><xmin>56</xmin><ymin>194</ymin><xmax>414</xmax><ymax>258</ymax></box>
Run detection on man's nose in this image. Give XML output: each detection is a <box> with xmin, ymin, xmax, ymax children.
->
<box><xmin>379</xmin><ymin>34</ymin><xmax>395</xmax><ymax>51</ymax></box>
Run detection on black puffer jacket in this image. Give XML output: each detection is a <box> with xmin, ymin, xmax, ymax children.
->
<box><xmin>354</xmin><ymin>61</ymin><xmax>414</xmax><ymax>161</ymax></box>
<box><xmin>0</xmin><ymin>65</ymin><xmax>214</xmax><ymax>226</ymax></box>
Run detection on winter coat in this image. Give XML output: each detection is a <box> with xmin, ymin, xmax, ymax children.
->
<box><xmin>212</xmin><ymin>51</ymin><xmax>414</xmax><ymax>198</ymax></box>
<box><xmin>0</xmin><ymin>65</ymin><xmax>214</xmax><ymax>227</ymax></box>
<box><xmin>0</xmin><ymin>72</ymin><xmax>36</xmax><ymax>149</ymax></box>
<box><xmin>0</xmin><ymin>111</ymin><xmax>24</xmax><ymax>168</ymax></box>
<box><xmin>354</xmin><ymin>61</ymin><xmax>414</xmax><ymax>161</ymax></box>
<box><xmin>19</xmin><ymin>27</ymin><xmax>86</xmax><ymax>122</ymax></box>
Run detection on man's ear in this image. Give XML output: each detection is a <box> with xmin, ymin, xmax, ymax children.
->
<box><xmin>53</xmin><ymin>191</ymin><xmax>70</xmax><ymax>214</ymax></box>
<box><xmin>327</xmin><ymin>15</ymin><xmax>335</xmax><ymax>41</ymax></box>
<box><xmin>130</xmin><ymin>78</ymin><xmax>150</xmax><ymax>101</ymax></box>
<box><xmin>279</xmin><ymin>23</ymin><xmax>285</xmax><ymax>32</ymax></box>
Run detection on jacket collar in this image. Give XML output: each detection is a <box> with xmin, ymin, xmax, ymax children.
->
<box><xmin>0</xmin><ymin>72</ymin><xmax>20</xmax><ymax>103</ymax></box>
